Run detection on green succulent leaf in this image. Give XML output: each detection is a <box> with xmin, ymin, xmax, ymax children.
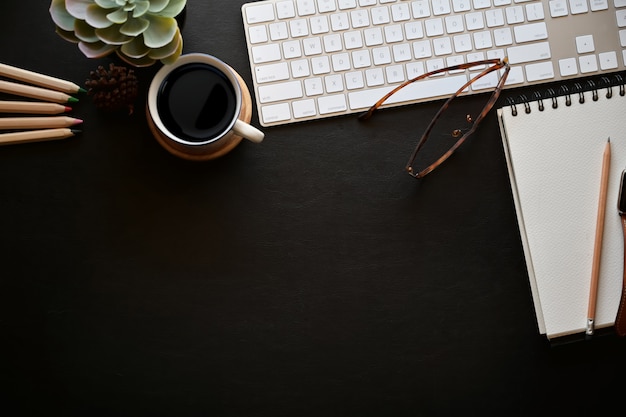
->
<box><xmin>55</xmin><ymin>26</ymin><xmax>81</xmax><ymax>44</ymax></box>
<box><xmin>78</xmin><ymin>40</ymin><xmax>118</xmax><ymax>58</ymax></box>
<box><xmin>106</xmin><ymin>8</ymin><xmax>129</xmax><ymax>24</ymax></box>
<box><xmin>94</xmin><ymin>0</ymin><xmax>119</xmax><ymax>9</ymax></box>
<box><xmin>116</xmin><ymin>49</ymin><xmax>156</xmax><ymax>67</ymax></box>
<box><xmin>142</xmin><ymin>15</ymin><xmax>177</xmax><ymax>48</ymax></box>
<box><xmin>50</xmin><ymin>0</ymin><xmax>77</xmax><ymax>32</ymax></box>
<box><xmin>147</xmin><ymin>28</ymin><xmax>181</xmax><ymax>60</ymax></box>
<box><xmin>120</xmin><ymin>35</ymin><xmax>151</xmax><ymax>58</ymax></box>
<box><xmin>74</xmin><ymin>18</ymin><xmax>100</xmax><ymax>42</ymax></box>
<box><xmin>120</xmin><ymin>16</ymin><xmax>149</xmax><ymax>37</ymax></box>
<box><xmin>156</xmin><ymin>0</ymin><xmax>187</xmax><ymax>18</ymax></box>
<box><xmin>85</xmin><ymin>4</ymin><xmax>115</xmax><ymax>29</ymax></box>
<box><xmin>65</xmin><ymin>0</ymin><xmax>92</xmax><ymax>20</ymax></box>
<box><xmin>147</xmin><ymin>0</ymin><xmax>169</xmax><ymax>14</ymax></box>
<box><xmin>132</xmin><ymin>1</ymin><xmax>151</xmax><ymax>17</ymax></box>
<box><xmin>158</xmin><ymin>38</ymin><xmax>183</xmax><ymax>65</ymax></box>
<box><xmin>95</xmin><ymin>24</ymin><xmax>134</xmax><ymax>45</ymax></box>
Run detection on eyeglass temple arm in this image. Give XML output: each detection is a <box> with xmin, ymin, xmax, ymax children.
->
<box><xmin>358</xmin><ymin>58</ymin><xmax>506</xmax><ymax>121</ymax></box>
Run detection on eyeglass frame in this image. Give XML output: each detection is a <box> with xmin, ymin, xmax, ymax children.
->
<box><xmin>359</xmin><ymin>58</ymin><xmax>510</xmax><ymax>179</ymax></box>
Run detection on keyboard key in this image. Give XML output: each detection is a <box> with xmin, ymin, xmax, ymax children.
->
<box><xmin>269</xmin><ymin>22</ymin><xmax>289</xmax><ymax>40</ymax></box>
<box><xmin>318</xmin><ymin>0</ymin><xmax>337</xmax><ymax>13</ymax></box>
<box><xmin>338</xmin><ymin>0</ymin><xmax>357</xmax><ymax>9</ymax></box>
<box><xmin>589</xmin><ymin>0</ymin><xmax>608</xmax><ymax>11</ymax></box>
<box><xmin>249</xmin><ymin>26</ymin><xmax>268</xmax><ymax>44</ymax></box>
<box><xmin>304</xmin><ymin>77</ymin><xmax>324</xmax><ymax>95</ymax></box>
<box><xmin>251</xmin><ymin>43</ymin><xmax>282</xmax><ymax>64</ymax></box>
<box><xmin>324</xmin><ymin>74</ymin><xmax>344</xmax><ymax>92</ymax></box>
<box><xmin>569</xmin><ymin>0</ymin><xmax>589</xmax><ymax>14</ymax></box>
<box><xmin>507</xmin><ymin>41</ymin><xmax>552</xmax><ymax>64</ymax></box>
<box><xmin>514</xmin><ymin>22</ymin><xmax>548</xmax><ymax>44</ymax></box>
<box><xmin>245</xmin><ymin>3</ymin><xmax>275</xmax><ymax>24</ymax></box>
<box><xmin>579</xmin><ymin>54</ymin><xmax>599</xmax><ymax>73</ymax></box>
<box><xmin>618</xmin><ymin>9</ymin><xmax>626</xmax><ymax>27</ymax></box>
<box><xmin>371</xmin><ymin>7</ymin><xmax>391</xmax><ymax>25</ymax></box>
<box><xmin>386</xmin><ymin>65</ymin><xmax>406</xmax><ymax>83</ymax></box>
<box><xmin>258</xmin><ymin>81</ymin><xmax>304</xmax><ymax>103</ymax></box>
<box><xmin>525</xmin><ymin>3</ymin><xmax>545</xmax><ymax>21</ymax></box>
<box><xmin>292</xmin><ymin>99</ymin><xmax>317</xmax><ymax>119</ymax></box>
<box><xmin>465</xmin><ymin>12</ymin><xmax>485</xmax><ymax>31</ymax></box>
<box><xmin>365</xmin><ymin>68</ymin><xmax>385</xmax><ymax>86</ymax></box>
<box><xmin>277</xmin><ymin>1</ymin><xmax>296</xmax><ymax>19</ymax></box>
<box><xmin>505</xmin><ymin>6</ymin><xmax>524</xmax><ymax>24</ymax></box>
<box><xmin>345</xmin><ymin>71</ymin><xmax>365</xmax><ymax>89</ymax></box>
<box><xmin>485</xmin><ymin>9</ymin><xmax>505</xmax><ymax>27</ymax></box>
<box><xmin>391</xmin><ymin>3</ymin><xmax>412</xmax><ymax>21</ymax></box>
<box><xmin>452</xmin><ymin>0</ymin><xmax>471</xmax><ymax>12</ymax></box>
<box><xmin>261</xmin><ymin>103</ymin><xmax>291</xmax><ymax>124</ymax></box>
<box><xmin>549</xmin><ymin>0</ymin><xmax>569</xmax><ymax>17</ymax></box>
<box><xmin>405</xmin><ymin>22</ymin><xmax>424</xmax><ymax>39</ymax></box>
<box><xmin>318</xmin><ymin>94</ymin><xmax>348</xmax><ymax>114</ymax></box>
<box><xmin>576</xmin><ymin>35</ymin><xmax>595</xmax><ymax>53</ymax></box>
<box><xmin>431</xmin><ymin>0</ymin><xmax>452</xmax><ymax>16</ymax></box>
<box><xmin>291</xmin><ymin>59</ymin><xmax>311</xmax><ymax>77</ymax></box>
<box><xmin>296</xmin><ymin>0</ymin><xmax>316</xmax><ymax>16</ymax></box>
<box><xmin>350</xmin><ymin>10</ymin><xmax>370</xmax><ymax>27</ymax></box>
<box><xmin>525</xmin><ymin>61</ymin><xmax>555</xmax><ymax>82</ymax></box>
<box><xmin>411</xmin><ymin>1</ymin><xmax>431</xmax><ymax>18</ymax></box>
<box><xmin>255</xmin><ymin>62</ymin><xmax>290</xmax><ymax>83</ymax></box>
<box><xmin>599</xmin><ymin>51</ymin><xmax>618</xmax><ymax>70</ymax></box>
<box><xmin>303</xmin><ymin>37</ymin><xmax>323</xmax><ymax>55</ymax></box>
<box><xmin>559</xmin><ymin>57</ymin><xmax>578</xmax><ymax>76</ymax></box>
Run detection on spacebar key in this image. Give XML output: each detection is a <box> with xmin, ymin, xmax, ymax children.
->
<box><xmin>348</xmin><ymin>74</ymin><xmax>469</xmax><ymax>110</ymax></box>
<box><xmin>258</xmin><ymin>81</ymin><xmax>303</xmax><ymax>104</ymax></box>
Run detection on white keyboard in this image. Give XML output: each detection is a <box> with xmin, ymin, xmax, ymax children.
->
<box><xmin>242</xmin><ymin>0</ymin><xmax>626</xmax><ymax>127</ymax></box>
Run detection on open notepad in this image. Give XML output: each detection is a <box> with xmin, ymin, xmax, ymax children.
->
<box><xmin>498</xmin><ymin>76</ymin><xmax>626</xmax><ymax>340</ymax></box>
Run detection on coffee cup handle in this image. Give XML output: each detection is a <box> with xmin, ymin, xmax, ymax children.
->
<box><xmin>233</xmin><ymin>119</ymin><xmax>264</xmax><ymax>144</ymax></box>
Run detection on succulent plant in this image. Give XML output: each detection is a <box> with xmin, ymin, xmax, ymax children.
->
<box><xmin>50</xmin><ymin>0</ymin><xmax>186</xmax><ymax>67</ymax></box>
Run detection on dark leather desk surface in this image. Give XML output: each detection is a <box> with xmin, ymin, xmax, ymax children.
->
<box><xmin>2</xmin><ymin>1</ymin><xmax>625</xmax><ymax>416</ymax></box>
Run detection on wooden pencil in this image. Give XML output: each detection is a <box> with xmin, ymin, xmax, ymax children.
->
<box><xmin>586</xmin><ymin>138</ymin><xmax>611</xmax><ymax>336</ymax></box>
<box><xmin>0</xmin><ymin>80</ymin><xmax>78</xmax><ymax>104</ymax></box>
<box><xmin>0</xmin><ymin>101</ymin><xmax>72</xmax><ymax>114</ymax></box>
<box><xmin>0</xmin><ymin>116</ymin><xmax>83</xmax><ymax>130</ymax></box>
<box><xmin>0</xmin><ymin>62</ymin><xmax>86</xmax><ymax>94</ymax></box>
<box><xmin>0</xmin><ymin>128</ymin><xmax>80</xmax><ymax>146</ymax></box>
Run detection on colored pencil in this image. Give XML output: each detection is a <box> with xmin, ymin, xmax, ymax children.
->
<box><xmin>0</xmin><ymin>116</ymin><xmax>83</xmax><ymax>130</ymax></box>
<box><xmin>0</xmin><ymin>128</ymin><xmax>80</xmax><ymax>146</ymax></box>
<box><xmin>0</xmin><ymin>62</ymin><xmax>86</xmax><ymax>94</ymax></box>
<box><xmin>0</xmin><ymin>80</ymin><xmax>78</xmax><ymax>104</ymax></box>
<box><xmin>0</xmin><ymin>101</ymin><xmax>72</xmax><ymax>114</ymax></box>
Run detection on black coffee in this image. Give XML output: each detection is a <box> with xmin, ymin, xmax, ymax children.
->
<box><xmin>157</xmin><ymin>63</ymin><xmax>237</xmax><ymax>143</ymax></box>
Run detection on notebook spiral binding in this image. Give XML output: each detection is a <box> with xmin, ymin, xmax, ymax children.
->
<box><xmin>506</xmin><ymin>71</ymin><xmax>626</xmax><ymax>117</ymax></box>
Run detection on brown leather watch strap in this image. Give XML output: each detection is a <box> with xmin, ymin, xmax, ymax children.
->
<box><xmin>616</xmin><ymin>217</ymin><xmax>626</xmax><ymax>337</ymax></box>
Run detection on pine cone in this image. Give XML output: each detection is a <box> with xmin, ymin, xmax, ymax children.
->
<box><xmin>85</xmin><ymin>63</ymin><xmax>139</xmax><ymax>114</ymax></box>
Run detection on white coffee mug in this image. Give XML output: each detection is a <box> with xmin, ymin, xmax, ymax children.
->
<box><xmin>147</xmin><ymin>53</ymin><xmax>263</xmax><ymax>160</ymax></box>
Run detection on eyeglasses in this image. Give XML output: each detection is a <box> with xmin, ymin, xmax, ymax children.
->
<box><xmin>359</xmin><ymin>58</ymin><xmax>510</xmax><ymax>179</ymax></box>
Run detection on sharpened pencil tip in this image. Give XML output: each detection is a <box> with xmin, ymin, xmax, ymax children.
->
<box><xmin>78</xmin><ymin>87</ymin><xmax>87</xmax><ymax>94</ymax></box>
<box><xmin>70</xmin><ymin>129</ymin><xmax>82</xmax><ymax>135</ymax></box>
<box><xmin>64</xmin><ymin>106</ymin><xmax>72</xmax><ymax>112</ymax></box>
<box><xmin>73</xmin><ymin>118</ymin><xmax>84</xmax><ymax>125</ymax></box>
<box><xmin>67</xmin><ymin>96</ymin><xmax>79</xmax><ymax>103</ymax></box>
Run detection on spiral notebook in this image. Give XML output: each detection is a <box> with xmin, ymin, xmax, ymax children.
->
<box><xmin>498</xmin><ymin>73</ymin><xmax>626</xmax><ymax>340</ymax></box>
